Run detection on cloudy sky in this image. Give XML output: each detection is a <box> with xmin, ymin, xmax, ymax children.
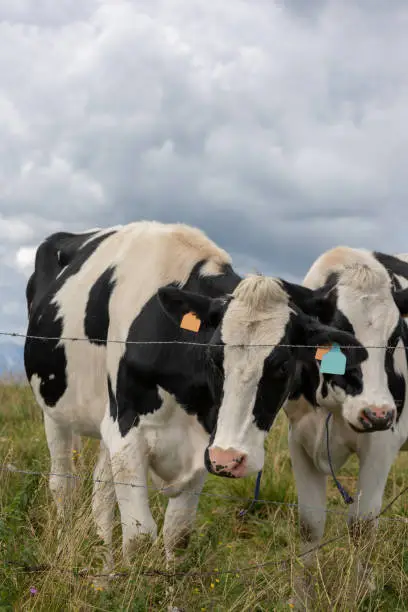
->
<box><xmin>1</xmin><ymin>0</ymin><xmax>408</xmax><ymax>353</ymax></box>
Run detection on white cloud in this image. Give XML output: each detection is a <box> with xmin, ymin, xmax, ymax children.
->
<box><xmin>15</xmin><ymin>246</ymin><xmax>36</xmax><ymax>274</ymax></box>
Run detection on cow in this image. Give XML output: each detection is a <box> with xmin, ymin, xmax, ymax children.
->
<box><xmin>281</xmin><ymin>247</ymin><xmax>408</xmax><ymax>608</ymax></box>
<box><xmin>24</xmin><ymin>221</ymin><xmax>367</xmax><ymax>572</ymax></box>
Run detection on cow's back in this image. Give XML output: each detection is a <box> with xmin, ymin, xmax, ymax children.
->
<box><xmin>26</xmin><ymin>229</ymin><xmax>106</xmax><ymax>314</ymax></box>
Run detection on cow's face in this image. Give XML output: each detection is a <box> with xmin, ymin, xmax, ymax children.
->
<box><xmin>312</xmin><ymin>268</ymin><xmax>408</xmax><ymax>433</ymax></box>
<box><xmin>158</xmin><ymin>275</ymin><xmax>368</xmax><ymax>478</ymax></box>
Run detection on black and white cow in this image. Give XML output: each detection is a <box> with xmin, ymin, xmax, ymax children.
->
<box><xmin>281</xmin><ymin>247</ymin><xmax>408</xmax><ymax>607</ymax></box>
<box><xmin>24</xmin><ymin>222</ymin><xmax>366</xmax><ymax>568</ymax></box>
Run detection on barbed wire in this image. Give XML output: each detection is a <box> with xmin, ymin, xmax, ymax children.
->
<box><xmin>0</xmin><ymin>329</ymin><xmax>406</xmax><ymax>349</ymax></box>
<box><xmin>1</xmin><ymin>464</ymin><xmax>408</xmax><ymax>524</ymax></box>
<box><xmin>4</xmin><ymin>482</ymin><xmax>408</xmax><ymax>581</ymax></box>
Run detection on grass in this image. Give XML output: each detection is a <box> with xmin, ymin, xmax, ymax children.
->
<box><xmin>1</xmin><ymin>379</ymin><xmax>408</xmax><ymax>610</ymax></box>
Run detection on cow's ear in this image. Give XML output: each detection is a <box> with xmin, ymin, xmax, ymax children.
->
<box><xmin>393</xmin><ymin>287</ymin><xmax>408</xmax><ymax>317</ymax></box>
<box><xmin>296</xmin><ymin>319</ymin><xmax>368</xmax><ymax>369</ymax></box>
<box><xmin>157</xmin><ymin>286</ymin><xmax>227</xmax><ymax>330</ymax></box>
<box><xmin>280</xmin><ymin>280</ymin><xmax>336</xmax><ymax>324</ymax></box>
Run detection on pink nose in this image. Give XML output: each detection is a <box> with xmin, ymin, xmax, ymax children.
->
<box><xmin>358</xmin><ymin>404</ymin><xmax>396</xmax><ymax>432</ymax></box>
<box><xmin>207</xmin><ymin>447</ymin><xmax>247</xmax><ymax>478</ymax></box>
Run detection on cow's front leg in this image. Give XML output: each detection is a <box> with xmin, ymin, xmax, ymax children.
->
<box><xmin>349</xmin><ymin>434</ymin><xmax>400</xmax><ymax>597</ymax></box>
<box><xmin>161</xmin><ymin>471</ymin><xmax>207</xmax><ymax>612</ymax></box>
<box><xmin>288</xmin><ymin>428</ymin><xmax>328</xmax><ymax>611</ymax></box>
<box><xmin>101</xmin><ymin>415</ymin><xmax>157</xmax><ymax>564</ymax></box>
<box><xmin>162</xmin><ymin>470</ymin><xmax>207</xmax><ymax>564</ymax></box>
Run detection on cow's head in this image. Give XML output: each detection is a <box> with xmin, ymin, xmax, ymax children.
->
<box><xmin>158</xmin><ymin>274</ymin><xmax>368</xmax><ymax>478</ymax></box>
<box><xmin>304</xmin><ymin>263</ymin><xmax>408</xmax><ymax>434</ymax></box>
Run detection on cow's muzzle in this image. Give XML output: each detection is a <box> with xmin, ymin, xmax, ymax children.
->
<box><xmin>204</xmin><ymin>446</ymin><xmax>248</xmax><ymax>478</ymax></box>
<box><xmin>351</xmin><ymin>405</ymin><xmax>396</xmax><ymax>433</ymax></box>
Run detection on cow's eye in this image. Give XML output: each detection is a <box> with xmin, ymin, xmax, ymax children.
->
<box><xmin>209</xmin><ymin>346</ymin><xmax>223</xmax><ymax>370</ymax></box>
<box><xmin>264</xmin><ymin>353</ymin><xmax>290</xmax><ymax>378</ymax></box>
<box><xmin>273</xmin><ymin>362</ymin><xmax>289</xmax><ymax>378</ymax></box>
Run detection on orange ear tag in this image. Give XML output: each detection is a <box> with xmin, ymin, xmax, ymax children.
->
<box><xmin>180</xmin><ymin>312</ymin><xmax>201</xmax><ymax>332</ymax></box>
<box><xmin>315</xmin><ymin>345</ymin><xmax>332</xmax><ymax>360</ymax></box>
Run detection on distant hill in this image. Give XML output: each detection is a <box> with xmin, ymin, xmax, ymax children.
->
<box><xmin>0</xmin><ymin>342</ymin><xmax>25</xmax><ymax>376</ymax></box>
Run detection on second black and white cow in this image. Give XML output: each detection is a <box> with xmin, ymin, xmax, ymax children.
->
<box><xmin>282</xmin><ymin>247</ymin><xmax>408</xmax><ymax>607</ymax></box>
<box><xmin>24</xmin><ymin>222</ymin><xmax>366</xmax><ymax>566</ymax></box>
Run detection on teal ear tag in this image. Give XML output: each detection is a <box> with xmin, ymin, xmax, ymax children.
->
<box><xmin>320</xmin><ymin>343</ymin><xmax>346</xmax><ymax>375</ymax></box>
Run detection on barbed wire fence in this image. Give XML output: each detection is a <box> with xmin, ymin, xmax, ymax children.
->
<box><xmin>1</xmin><ymin>474</ymin><xmax>407</xmax><ymax>582</ymax></box>
<box><xmin>1</xmin><ymin>328</ymin><xmax>408</xmax><ymax>348</ymax></box>
<box><xmin>1</xmin><ymin>329</ymin><xmax>408</xmax><ymax>582</ymax></box>
<box><xmin>1</xmin><ymin>464</ymin><xmax>408</xmax><ymax>524</ymax></box>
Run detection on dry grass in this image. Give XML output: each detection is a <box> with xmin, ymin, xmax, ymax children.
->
<box><xmin>1</xmin><ymin>379</ymin><xmax>408</xmax><ymax>610</ymax></box>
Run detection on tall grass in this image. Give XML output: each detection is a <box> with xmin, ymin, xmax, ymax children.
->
<box><xmin>1</xmin><ymin>379</ymin><xmax>408</xmax><ymax>610</ymax></box>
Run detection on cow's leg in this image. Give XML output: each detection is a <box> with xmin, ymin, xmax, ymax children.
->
<box><xmin>161</xmin><ymin>472</ymin><xmax>207</xmax><ymax>612</ymax></box>
<box><xmin>43</xmin><ymin>413</ymin><xmax>80</xmax><ymax>559</ymax></box>
<box><xmin>163</xmin><ymin>471</ymin><xmax>207</xmax><ymax>564</ymax></box>
<box><xmin>101</xmin><ymin>415</ymin><xmax>157</xmax><ymax>564</ymax></box>
<box><xmin>348</xmin><ymin>435</ymin><xmax>400</xmax><ymax>595</ymax></box>
<box><xmin>92</xmin><ymin>440</ymin><xmax>116</xmax><ymax>574</ymax></box>
<box><xmin>43</xmin><ymin>413</ymin><xmax>78</xmax><ymax>521</ymax></box>
<box><xmin>288</xmin><ymin>429</ymin><xmax>328</xmax><ymax>610</ymax></box>
<box><xmin>71</xmin><ymin>433</ymin><xmax>84</xmax><ymax>470</ymax></box>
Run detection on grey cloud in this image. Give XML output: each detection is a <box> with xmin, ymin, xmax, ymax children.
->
<box><xmin>1</xmin><ymin>0</ymin><xmax>408</xmax><ymax>347</ymax></box>
<box><xmin>0</xmin><ymin>0</ymin><xmax>100</xmax><ymax>26</ymax></box>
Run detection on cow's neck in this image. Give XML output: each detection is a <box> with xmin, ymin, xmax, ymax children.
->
<box><xmin>285</xmin><ymin>397</ymin><xmax>357</xmax><ymax>475</ymax></box>
<box><xmin>155</xmin><ymin>264</ymin><xmax>242</xmax><ymax>434</ymax></box>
